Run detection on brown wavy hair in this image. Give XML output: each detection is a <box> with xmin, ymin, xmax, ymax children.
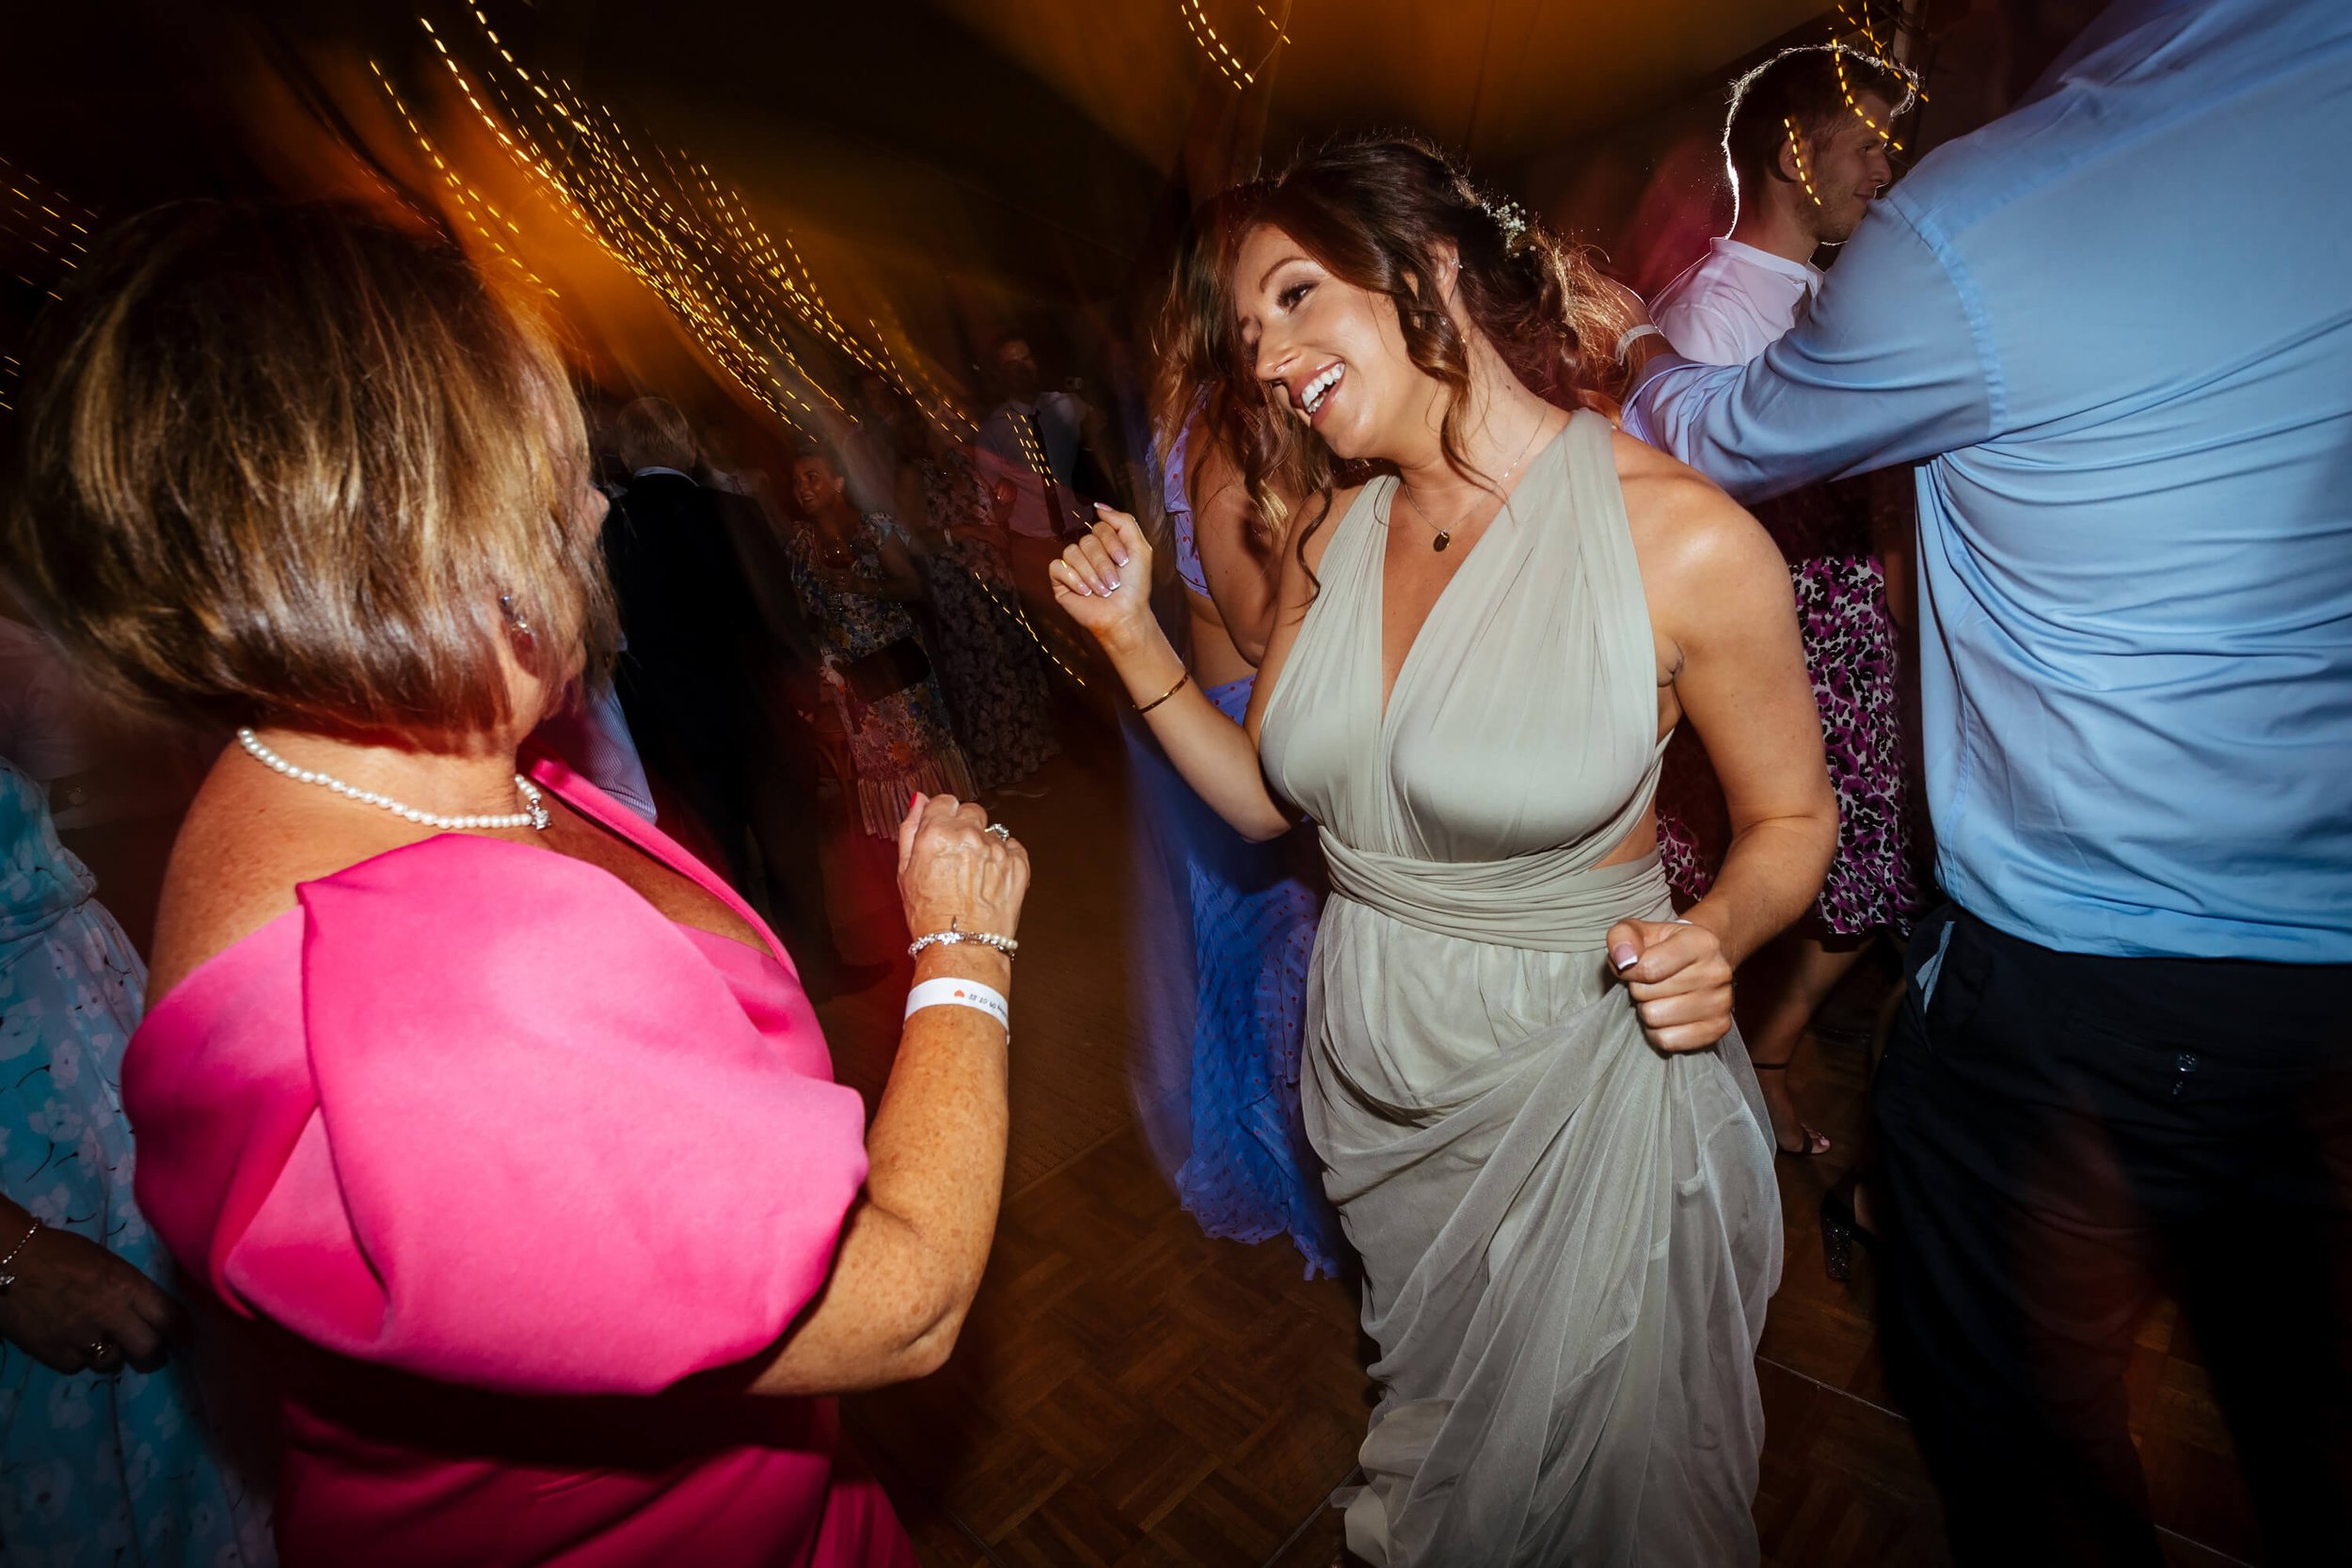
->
<box><xmin>1197</xmin><ymin>133</ymin><xmax>1636</xmax><ymax>578</ymax></box>
<box><xmin>1148</xmin><ymin>182</ymin><xmax>1290</xmax><ymax>551</ymax></box>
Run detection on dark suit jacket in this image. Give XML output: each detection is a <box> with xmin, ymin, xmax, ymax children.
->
<box><xmin>602</xmin><ymin>472</ymin><xmax>803</xmax><ymax>745</ymax></box>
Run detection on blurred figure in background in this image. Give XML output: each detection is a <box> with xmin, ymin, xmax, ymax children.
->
<box><xmin>604</xmin><ymin>396</ymin><xmax>766</xmax><ymax>855</ymax></box>
<box><xmin>974</xmin><ymin>336</ymin><xmax>1111</xmax><ymax>597</ymax></box>
<box><xmin>1626</xmin><ymin>0</ymin><xmax>2352</xmax><ymax>1558</ymax></box>
<box><xmin>0</xmin><ymin>753</ymin><xmax>272</xmax><ymax>1565</ymax></box>
<box><xmin>1645</xmin><ymin>44</ymin><xmax>1927</xmax><ymax>1162</ymax></box>
<box><xmin>783</xmin><ymin>443</ymin><xmax>974</xmax><ymax>836</ymax></box>
<box><xmin>886</xmin><ymin>386</ymin><xmax>1059</xmax><ymax>796</ymax></box>
<box><xmin>1133</xmin><ymin>191</ymin><xmax>1342</xmax><ymax>1278</ymax></box>
<box><xmin>0</xmin><ymin>593</ymin><xmax>207</xmax><ymax>957</ymax></box>
<box><xmin>604</xmin><ymin>398</ymin><xmax>860</xmax><ymax>993</ymax></box>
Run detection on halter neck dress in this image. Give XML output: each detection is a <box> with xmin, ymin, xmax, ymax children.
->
<box><xmin>1259</xmin><ymin>410</ymin><xmax>1781</xmax><ymax>1565</ymax></box>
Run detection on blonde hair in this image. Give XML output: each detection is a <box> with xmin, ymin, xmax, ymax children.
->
<box><xmin>615</xmin><ymin>396</ymin><xmax>697</xmax><ymax>473</ymax></box>
<box><xmin>5</xmin><ymin>201</ymin><xmax>616</xmax><ymax>746</ymax></box>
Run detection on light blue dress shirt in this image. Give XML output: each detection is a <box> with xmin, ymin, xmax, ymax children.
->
<box><xmin>1626</xmin><ymin>0</ymin><xmax>2352</xmax><ymax>963</ymax></box>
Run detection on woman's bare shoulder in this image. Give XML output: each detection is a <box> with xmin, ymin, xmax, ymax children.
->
<box><xmin>1610</xmin><ymin>429</ymin><xmax>1781</xmax><ymax>594</ymax></box>
<box><xmin>147</xmin><ymin>757</ymin><xmax>416</xmax><ymax>1003</ymax></box>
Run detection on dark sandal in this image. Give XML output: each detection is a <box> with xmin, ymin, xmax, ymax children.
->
<box><xmin>1748</xmin><ymin>1059</ymin><xmax>1831</xmax><ymax>1157</ymax></box>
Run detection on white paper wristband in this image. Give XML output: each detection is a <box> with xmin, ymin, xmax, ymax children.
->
<box><xmin>905</xmin><ymin>976</ymin><xmax>1009</xmax><ymax>1036</ymax></box>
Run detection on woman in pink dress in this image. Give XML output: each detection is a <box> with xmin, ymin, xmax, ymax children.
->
<box><xmin>4</xmin><ymin>200</ymin><xmax>1031</xmax><ymax>1567</ymax></box>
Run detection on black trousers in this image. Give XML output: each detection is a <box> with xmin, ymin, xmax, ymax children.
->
<box><xmin>1874</xmin><ymin>904</ymin><xmax>2352</xmax><ymax>1566</ymax></box>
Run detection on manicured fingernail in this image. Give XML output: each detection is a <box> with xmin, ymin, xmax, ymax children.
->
<box><xmin>1105</xmin><ymin>577</ymin><xmax>1120</xmax><ymax>592</ymax></box>
<box><xmin>1112</xmin><ymin>552</ymin><xmax>1131</xmax><ymax>566</ymax></box>
<box><xmin>1611</xmin><ymin>943</ymin><xmax>1638</xmax><ymax>972</ymax></box>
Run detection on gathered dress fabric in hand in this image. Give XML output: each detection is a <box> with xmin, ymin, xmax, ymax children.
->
<box><xmin>1258</xmin><ymin>414</ymin><xmax>1780</xmax><ymax>1566</ymax></box>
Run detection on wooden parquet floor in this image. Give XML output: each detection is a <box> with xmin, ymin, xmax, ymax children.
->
<box><xmin>816</xmin><ymin>718</ymin><xmax>2268</xmax><ymax>1567</ymax></box>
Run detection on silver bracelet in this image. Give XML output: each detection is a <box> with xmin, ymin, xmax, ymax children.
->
<box><xmin>907</xmin><ymin>918</ymin><xmax>1019</xmax><ymax>960</ymax></box>
<box><xmin>0</xmin><ymin>1218</ymin><xmax>40</xmax><ymax>1293</ymax></box>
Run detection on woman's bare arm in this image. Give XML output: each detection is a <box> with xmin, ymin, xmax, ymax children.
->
<box><xmin>1053</xmin><ymin>499</ymin><xmax>1338</xmax><ymax>843</ymax></box>
<box><xmin>1187</xmin><ymin>437</ymin><xmax>1283</xmax><ymax>667</ymax></box>
<box><xmin>749</xmin><ymin>797</ymin><xmax>1025</xmax><ymax>1393</ymax></box>
<box><xmin>746</xmin><ymin>944</ymin><xmax>1009</xmax><ymax>1392</ymax></box>
<box><xmin>1635</xmin><ymin>452</ymin><xmax>1835</xmax><ymax>966</ymax></box>
<box><xmin>1609</xmin><ymin>436</ymin><xmax>1837</xmax><ymax>1050</ymax></box>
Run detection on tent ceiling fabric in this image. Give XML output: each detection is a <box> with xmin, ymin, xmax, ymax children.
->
<box><xmin>928</xmin><ymin>0</ymin><xmax>1832</xmax><ymax>166</ymax></box>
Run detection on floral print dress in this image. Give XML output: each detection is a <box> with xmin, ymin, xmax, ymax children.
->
<box><xmin>1657</xmin><ymin>477</ymin><xmax>1931</xmax><ymax>936</ymax></box>
<box><xmin>0</xmin><ymin>756</ymin><xmax>272</xmax><ymax>1567</ymax></box>
<box><xmin>783</xmin><ymin>515</ymin><xmax>976</xmax><ymax>837</ymax></box>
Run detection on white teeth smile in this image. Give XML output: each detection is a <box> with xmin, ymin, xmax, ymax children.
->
<box><xmin>1300</xmin><ymin>364</ymin><xmax>1343</xmax><ymax>415</ymax></box>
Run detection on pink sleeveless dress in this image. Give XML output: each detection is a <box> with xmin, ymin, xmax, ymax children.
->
<box><xmin>123</xmin><ymin>753</ymin><xmax>916</xmax><ymax>1567</ymax></box>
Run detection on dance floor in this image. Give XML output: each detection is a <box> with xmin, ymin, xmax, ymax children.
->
<box><xmin>813</xmin><ymin>717</ymin><xmax>2262</xmax><ymax>1567</ymax></box>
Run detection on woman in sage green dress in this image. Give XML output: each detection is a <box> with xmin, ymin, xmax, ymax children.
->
<box><xmin>1053</xmin><ymin>136</ymin><xmax>1837</xmax><ymax>1566</ymax></box>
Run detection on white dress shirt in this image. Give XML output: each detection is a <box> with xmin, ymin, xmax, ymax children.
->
<box><xmin>1647</xmin><ymin>237</ymin><xmax>1821</xmax><ymax>368</ymax></box>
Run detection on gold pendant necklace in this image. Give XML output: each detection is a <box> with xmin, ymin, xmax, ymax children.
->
<box><xmin>1396</xmin><ymin>414</ymin><xmax>1550</xmax><ymax>554</ymax></box>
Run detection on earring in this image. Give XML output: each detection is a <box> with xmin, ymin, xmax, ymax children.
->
<box><xmin>500</xmin><ymin>593</ymin><xmax>535</xmax><ymax>639</ymax></box>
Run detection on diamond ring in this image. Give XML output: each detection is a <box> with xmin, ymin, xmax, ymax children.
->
<box><xmin>985</xmin><ymin>823</ymin><xmax>1012</xmax><ymax>843</ymax></box>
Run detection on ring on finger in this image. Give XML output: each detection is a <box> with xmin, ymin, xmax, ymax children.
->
<box><xmin>985</xmin><ymin>823</ymin><xmax>1012</xmax><ymax>843</ymax></box>
<box><xmin>87</xmin><ymin>1338</ymin><xmax>119</xmax><ymax>1370</ymax></box>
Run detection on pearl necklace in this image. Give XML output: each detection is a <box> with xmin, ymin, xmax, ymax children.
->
<box><xmin>235</xmin><ymin>728</ymin><xmax>550</xmax><ymax>832</ymax></box>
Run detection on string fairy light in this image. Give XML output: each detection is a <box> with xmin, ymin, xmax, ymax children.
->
<box><xmin>1180</xmin><ymin>0</ymin><xmax>1252</xmax><ymax>88</ymax></box>
<box><xmin>1178</xmin><ymin>0</ymin><xmax>1290</xmax><ymax>90</ymax></box>
<box><xmin>368</xmin><ymin>9</ymin><xmax>1108</xmax><ymax>687</ymax></box>
<box><xmin>1783</xmin><ymin>116</ymin><xmax>1821</xmax><ymax>208</ymax></box>
<box><xmin>375</xmin><ymin>9</ymin><xmax>906</xmax><ymax>431</ymax></box>
<box><xmin>1833</xmin><ymin>45</ymin><xmax>1907</xmax><ymax>153</ymax></box>
<box><xmin>386</xmin><ymin>4</ymin><xmax>984</xmax><ymax>439</ymax></box>
<box><xmin>0</xmin><ymin>156</ymin><xmax>100</xmax><ymax>412</ymax></box>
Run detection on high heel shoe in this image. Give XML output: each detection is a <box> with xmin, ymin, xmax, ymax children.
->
<box><xmin>1819</xmin><ymin>1174</ymin><xmax>1877</xmax><ymax>1284</ymax></box>
<box><xmin>1748</xmin><ymin>1059</ymin><xmax>1831</xmax><ymax>1157</ymax></box>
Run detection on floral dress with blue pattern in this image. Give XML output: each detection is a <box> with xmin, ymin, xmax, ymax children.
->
<box><xmin>0</xmin><ymin>756</ymin><xmax>271</xmax><ymax>1567</ymax></box>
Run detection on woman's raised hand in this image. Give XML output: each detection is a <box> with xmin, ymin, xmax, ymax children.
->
<box><xmin>1049</xmin><ymin>504</ymin><xmax>1154</xmax><ymax>644</ymax></box>
<box><xmin>898</xmin><ymin>792</ymin><xmax>1029</xmax><ymax>945</ymax></box>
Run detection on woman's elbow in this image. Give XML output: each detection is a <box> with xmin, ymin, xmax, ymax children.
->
<box><xmin>1235</xmin><ymin>810</ymin><xmax>1295</xmax><ymax>844</ymax></box>
<box><xmin>896</xmin><ymin>1303</ymin><xmax>969</xmax><ymax>1380</ymax></box>
<box><xmin>1799</xmin><ymin>795</ymin><xmax>1841</xmax><ymax>877</ymax></box>
<box><xmin>877</xmin><ymin>1271</ymin><xmax>977</xmax><ymax>1382</ymax></box>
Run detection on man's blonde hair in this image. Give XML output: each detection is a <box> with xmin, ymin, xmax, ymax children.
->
<box><xmin>6</xmin><ymin>201</ymin><xmax>617</xmax><ymax>745</ymax></box>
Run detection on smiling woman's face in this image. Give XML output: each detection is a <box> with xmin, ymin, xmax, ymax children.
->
<box><xmin>1232</xmin><ymin>222</ymin><xmax>1440</xmax><ymax>466</ymax></box>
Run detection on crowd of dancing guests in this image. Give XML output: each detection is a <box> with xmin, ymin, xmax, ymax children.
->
<box><xmin>0</xmin><ymin>0</ymin><xmax>2347</xmax><ymax>1563</ymax></box>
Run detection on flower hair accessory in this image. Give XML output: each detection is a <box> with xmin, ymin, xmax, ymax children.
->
<box><xmin>1486</xmin><ymin>198</ymin><xmax>1531</xmax><ymax>247</ymax></box>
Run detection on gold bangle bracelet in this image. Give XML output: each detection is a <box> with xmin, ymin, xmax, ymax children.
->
<box><xmin>1136</xmin><ymin>671</ymin><xmax>1190</xmax><ymax>715</ymax></box>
